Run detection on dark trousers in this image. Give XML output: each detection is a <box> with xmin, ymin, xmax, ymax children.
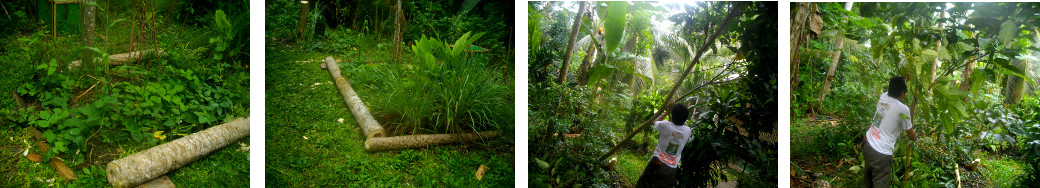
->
<box><xmin>862</xmin><ymin>141</ymin><xmax>892</xmax><ymax>188</ymax></box>
<box><xmin>635</xmin><ymin>157</ymin><xmax>677</xmax><ymax>188</ymax></box>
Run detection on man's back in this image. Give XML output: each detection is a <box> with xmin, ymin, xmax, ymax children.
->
<box><xmin>865</xmin><ymin>92</ymin><xmax>913</xmax><ymax>156</ymax></box>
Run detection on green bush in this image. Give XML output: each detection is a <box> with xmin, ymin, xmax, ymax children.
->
<box><xmin>349</xmin><ymin>32</ymin><xmax>512</xmax><ymax>135</ymax></box>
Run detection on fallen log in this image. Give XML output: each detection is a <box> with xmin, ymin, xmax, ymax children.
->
<box><xmin>364</xmin><ymin>131</ymin><xmax>500</xmax><ymax>151</ymax></box>
<box><xmin>135</xmin><ymin>175</ymin><xmax>174</xmax><ymax>188</ymax></box>
<box><xmin>68</xmin><ymin>49</ymin><xmax>166</xmax><ymax>69</ymax></box>
<box><xmin>323</xmin><ymin>56</ymin><xmax>385</xmax><ymax>138</ymax></box>
<box><xmin>106</xmin><ymin>117</ymin><xmax>249</xmax><ymax>188</ymax></box>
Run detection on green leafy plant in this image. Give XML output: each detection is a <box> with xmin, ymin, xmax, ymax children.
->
<box><xmin>361</xmin><ymin>31</ymin><xmax>510</xmax><ymax>135</ymax></box>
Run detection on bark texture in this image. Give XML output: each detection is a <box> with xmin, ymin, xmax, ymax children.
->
<box><xmin>135</xmin><ymin>175</ymin><xmax>174</xmax><ymax>188</ymax></box>
<box><xmin>392</xmin><ymin>0</ymin><xmax>403</xmax><ymax>63</ymax></box>
<box><xmin>324</xmin><ymin>57</ymin><xmax>385</xmax><ymax>138</ymax></box>
<box><xmin>106</xmin><ymin>117</ymin><xmax>249</xmax><ymax>188</ymax></box>
<box><xmin>81</xmin><ymin>0</ymin><xmax>97</xmax><ymax>68</ymax></box>
<box><xmin>298</xmin><ymin>1</ymin><xmax>310</xmax><ymax>39</ymax></box>
<box><xmin>365</xmin><ymin>131</ymin><xmax>500</xmax><ymax>151</ymax></box>
<box><xmin>556</xmin><ymin>2</ymin><xmax>587</xmax><ymax>83</ymax></box>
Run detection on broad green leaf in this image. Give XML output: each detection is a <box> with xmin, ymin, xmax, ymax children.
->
<box><xmin>587</xmin><ymin>64</ymin><xmax>617</xmax><ymax>87</ymax></box>
<box><xmin>990</xmin><ymin>58</ymin><xmax>1030</xmax><ymax>84</ymax></box>
<box><xmin>42</xmin><ymin>130</ymin><xmax>56</xmax><ymax>143</ymax></box>
<box><xmin>604</xmin><ymin>2</ymin><xmax>627</xmax><ymax>53</ymax></box>
<box><xmin>922</xmin><ymin>49</ymin><xmax>938</xmax><ymax>59</ymax></box>
<box><xmin>452</xmin><ymin>32</ymin><xmax>472</xmax><ymax>57</ymax></box>
<box><xmin>979</xmin><ymin>37</ymin><xmax>994</xmax><ymax>49</ymax></box>
<box><xmin>998</xmin><ymin>20</ymin><xmax>1018</xmax><ymax>44</ymax></box>
<box><xmin>955</xmin><ymin>42</ymin><xmax>973</xmax><ymax>52</ymax></box>
<box><xmin>47</xmin><ymin>59</ymin><xmax>57</xmax><ymax>76</ymax></box>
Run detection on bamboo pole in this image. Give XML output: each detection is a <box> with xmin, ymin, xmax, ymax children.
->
<box><xmin>597</xmin><ymin>2</ymin><xmax>746</xmax><ymax>163</ymax></box>
<box><xmin>365</xmin><ymin>131</ymin><xmax>500</xmax><ymax>151</ymax></box>
<box><xmin>323</xmin><ymin>57</ymin><xmax>385</xmax><ymax>138</ymax></box>
<box><xmin>106</xmin><ymin>117</ymin><xmax>249</xmax><ymax>188</ymax></box>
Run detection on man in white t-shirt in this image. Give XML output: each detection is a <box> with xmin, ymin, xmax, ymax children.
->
<box><xmin>636</xmin><ymin>103</ymin><xmax>692</xmax><ymax>188</ymax></box>
<box><xmin>863</xmin><ymin>76</ymin><xmax>918</xmax><ymax>188</ymax></box>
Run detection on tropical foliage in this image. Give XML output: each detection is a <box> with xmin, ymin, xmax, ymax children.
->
<box><xmin>791</xmin><ymin>2</ymin><xmax>1040</xmax><ymax>187</ymax></box>
<box><xmin>529</xmin><ymin>1</ymin><xmax>777</xmax><ymax>187</ymax></box>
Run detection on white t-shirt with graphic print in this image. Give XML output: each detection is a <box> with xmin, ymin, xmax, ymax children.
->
<box><xmin>865</xmin><ymin>92</ymin><xmax>913</xmax><ymax>156</ymax></box>
<box><xmin>652</xmin><ymin>121</ymin><xmax>691</xmax><ymax>168</ymax></box>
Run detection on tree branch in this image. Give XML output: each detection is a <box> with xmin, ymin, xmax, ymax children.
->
<box><xmin>598</xmin><ymin>2</ymin><xmax>746</xmax><ymax>163</ymax></box>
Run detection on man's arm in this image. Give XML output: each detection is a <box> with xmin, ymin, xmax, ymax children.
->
<box><xmin>654</xmin><ymin>103</ymin><xmax>675</xmax><ymax>122</ymax></box>
<box><xmin>907</xmin><ymin>129</ymin><xmax>918</xmax><ymax>140</ymax></box>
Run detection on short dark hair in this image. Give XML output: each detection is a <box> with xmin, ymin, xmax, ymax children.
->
<box><xmin>670</xmin><ymin>103</ymin><xmax>690</xmax><ymax>126</ymax></box>
<box><xmin>888</xmin><ymin>76</ymin><xmax>907</xmax><ymax>98</ymax></box>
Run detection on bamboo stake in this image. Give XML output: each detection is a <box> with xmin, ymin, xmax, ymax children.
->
<box><xmin>323</xmin><ymin>57</ymin><xmax>385</xmax><ymax>138</ymax></box>
<box><xmin>598</xmin><ymin>2</ymin><xmax>746</xmax><ymax>163</ymax></box>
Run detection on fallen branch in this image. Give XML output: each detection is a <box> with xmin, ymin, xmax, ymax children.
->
<box><xmin>323</xmin><ymin>56</ymin><xmax>385</xmax><ymax>138</ymax></box>
<box><xmin>106</xmin><ymin>117</ymin><xmax>249</xmax><ymax>188</ymax></box>
<box><xmin>365</xmin><ymin>131</ymin><xmax>500</xmax><ymax>151</ymax></box>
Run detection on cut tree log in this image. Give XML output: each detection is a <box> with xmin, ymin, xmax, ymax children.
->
<box><xmin>135</xmin><ymin>175</ymin><xmax>175</xmax><ymax>188</ymax></box>
<box><xmin>68</xmin><ymin>49</ymin><xmax>166</xmax><ymax>69</ymax></box>
<box><xmin>29</xmin><ymin>128</ymin><xmax>77</xmax><ymax>181</ymax></box>
<box><xmin>323</xmin><ymin>56</ymin><xmax>385</xmax><ymax>138</ymax></box>
<box><xmin>364</xmin><ymin>131</ymin><xmax>500</xmax><ymax>151</ymax></box>
<box><xmin>106</xmin><ymin>117</ymin><xmax>249</xmax><ymax>188</ymax></box>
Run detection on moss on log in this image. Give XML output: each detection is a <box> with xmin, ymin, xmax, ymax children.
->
<box><xmin>364</xmin><ymin>131</ymin><xmax>500</xmax><ymax>151</ymax></box>
<box><xmin>106</xmin><ymin>117</ymin><xmax>249</xmax><ymax>188</ymax></box>
<box><xmin>324</xmin><ymin>56</ymin><xmax>385</xmax><ymax>138</ymax></box>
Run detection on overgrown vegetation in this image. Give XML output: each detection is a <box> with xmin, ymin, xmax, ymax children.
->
<box><xmin>0</xmin><ymin>0</ymin><xmax>249</xmax><ymax>186</ymax></box>
<box><xmin>265</xmin><ymin>0</ymin><xmax>514</xmax><ymax>186</ymax></box>
<box><xmin>528</xmin><ymin>1</ymin><xmax>777</xmax><ymax>187</ymax></box>
<box><xmin>791</xmin><ymin>2</ymin><xmax>1040</xmax><ymax>187</ymax></box>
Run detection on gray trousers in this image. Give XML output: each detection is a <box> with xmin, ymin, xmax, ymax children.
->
<box><xmin>862</xmin><ymin>141</ymin><xmax>892</xmax><ymax>188</ymax></box>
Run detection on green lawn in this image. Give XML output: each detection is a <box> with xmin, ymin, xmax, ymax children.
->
<box><xmin>264</xmin><ymin>41</ymin><xmax>514</xmax><ymax>187</ymax></box>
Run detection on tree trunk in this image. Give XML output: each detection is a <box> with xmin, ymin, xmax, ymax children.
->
<box><xmin>298</xmin><ymin>1</ymin><xmax>310</xmax><ymax>39</ymax></box>
<box><xmin>556</xmin><ymin>2</ymin><xmax>587</xmax><ymax>83</ymax></box>
<box><xmin>324</xmin><ymin>57</ymin><xmax>386</xmax><ymax>138</ymax></box>
<box><xmin>392</xmin><ymin>0</ymin><xmax>402</xmax><ymax>63</ymax></box>
<box><xmin>815</xmin><ymin>3</ymin><xmax>853</xmax><ymax>102</ymax></box>
<box><xmin>930</xmin><ymin>7</ymin><xmax>947</xmax><ymax>85</ymax></box>
<box><xmin>576</xmin><ymin>40</ymin><xmax>598</xmax><ymax>85</ymax></box>
<box><xmin>790</xmin><ymin>2</ymin><xmax>812</xmax><ymax>90</ymax></box>
<box><xmin>81</xmin><ymin>0</ymin><xmax>97</xmax><ymax>70</ymax></box>
<box><xmin>365</xmin><ymin>131</ymin><xmax>500</xmax><ymax>151</ymax></box>
<box><xmin>959</xmin><ymin>60</ymin><xmax>975</xmax><ymax>92</ymax></box>
<box><xmin>106</xmin><ymin>117</ymin><xmax>250</xmax><ymax>188</ymax></box>
<box><xmin>353</xmin><ymin>0</ymin><xmax>360</xmax><ymax>30</ymax></box>
<box><xmin>598</xmin><ymin>2</ymin><xmax>746</xmax><ymax>163</ymax></box>
<box><xmin>816</xmin><ymin>38</ymin><xmax>843</xmax><ymax>101</ymax></box>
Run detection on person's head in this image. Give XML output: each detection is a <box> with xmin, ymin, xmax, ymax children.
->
<box><xmin>670</xmin><ymin>103</ymin><xmax>690</xmax><ymax>126</ymax></box>
<box><xmin>888</xmin><ymin>76</ymin><xmax>907</xmax><ymax>100</ymax></box>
